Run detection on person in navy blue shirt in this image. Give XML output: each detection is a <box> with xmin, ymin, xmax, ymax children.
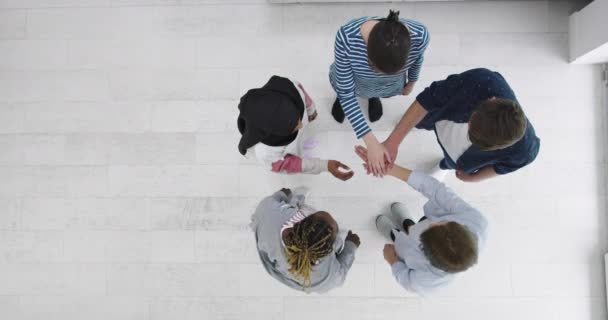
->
<box><xmin>380</xmin><ymin>68</ymin><xmax>540</xmax><ymax>182</ymax></box>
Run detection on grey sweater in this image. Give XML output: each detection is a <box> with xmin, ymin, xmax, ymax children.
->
<box><xmin>250</xmin><ymin>190</ymin><xmax>357</xmax><ymax>293</ymax></box>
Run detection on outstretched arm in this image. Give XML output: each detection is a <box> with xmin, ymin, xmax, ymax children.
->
<box><xmin>266</xmin><ymin>152</ymin><xmax>328</xmax><ymax>175</ymax></box>
<box><xmin>254</xmin><ymin>144</ymin><xmax>354</xmax><ymax>180</ymax></box>
<box><xmin>383</xmin><ymin>244</ymin><xmax>432</xmax><ymax>295</ymax></box>
<box><xmin>355</xmin><ymin>145</ymin><xmax>412</xmax><ymax>180</ymax></box>
<box><xmin>333</xmin><ymin>29</ymin><xmax>391</xmax><ymax>177</ymax></box>
<box><xmin>383</xmin><ymin>100</ymin><xmax>428</xmax><ymax>163</ymax></box>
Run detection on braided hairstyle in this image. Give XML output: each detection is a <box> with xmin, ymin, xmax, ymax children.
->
<box><xmin>420</xmin><ymin>222</ymin><xmax>478</xmax><ymax>273</ymax></box>
<box><xmin>468</xmin><ymin>98</ymin><xmax>527</xmax><ymax>150</ymax></box>
<box><xmin>367</xmin><ymin>10</ymin><xmax>411</xmax><ymax>74</ymax></box>
<box><xmin>283</xmin><ymin>213</ymin><xmax>335</xmax><ymax>287</ymax></box>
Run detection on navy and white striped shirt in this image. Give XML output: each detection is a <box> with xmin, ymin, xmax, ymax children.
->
<box><xmin>329</xmin><ymin>17</ymin><xmax>430</xmax><ymax>138</ymax></box>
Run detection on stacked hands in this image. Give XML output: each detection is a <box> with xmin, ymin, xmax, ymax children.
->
<box><xmin>328</xmin><ymin>144</ymin><xmax>483</xmax><ymax>182</ymax></box>
<box><xmin>355</xmin><ymin>145</ymin><xmax>392</xmax><ymax>176</ymax></box>
<box><xmin>326</xmin><ymin>145</ymin><xmax>398</xmax><ymax>182</ymax></box>
<box><xmin>302</xmin><ymin>83</ymin><xmax>485</xmax><ymax>183</ymax></box>
<box><xmin>358</xmin><ymin>141</ymin><xmax>395</xmax><ymax>178</ymax></box>
<box><xmin>361</xmin><ymin>141</ymin><xmax>484</xmax><ymax>182</ymax></box>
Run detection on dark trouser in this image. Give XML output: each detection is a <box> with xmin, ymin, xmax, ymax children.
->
<box><xmin>390</xmin><ymin>216</ymin><xmax>427</xmax><ymax>241</ymax></box>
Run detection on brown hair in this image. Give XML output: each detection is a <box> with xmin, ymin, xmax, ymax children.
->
<box><xmin>468</xmin><ymin>98</ymin><xmax>527</xmax><ymax>150</ymax></box>
<box><xmin>283</xmin><ymin>213</ymin><xmax>335</xmax><ymax>287</ymax></box>
<box><xmin>420</xmin><ymin>222</ymin><xmax>478</xmax><ymax>273</ymax></box>
<box><xmin>367</xmin><ymin>10</ymin><xmax>411</xmax><ymax>74</ymax></box>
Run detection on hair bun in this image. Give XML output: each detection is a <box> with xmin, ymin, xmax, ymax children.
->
<box><xmin>386</xmin><ymin>10</ymin><xmax>400</xmax><ymax>22</ymax></box>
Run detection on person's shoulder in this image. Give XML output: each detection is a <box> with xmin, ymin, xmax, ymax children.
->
<box><xmin>338</xmin><ymin>16</ymin><xmax>369</xmax><ymax>35</ymax></box>
<box><xmin>503</xmin><ymin>119</ymin><xmax>540</xmax><ymax>162</ymax></box>
<box><xmin>463</xmin><ymin>68</ymin><xmax>498</xmax><ymax>79</ymax></box>
<box><xmin>522</xmin><ymin>120</ymin><xmax>541</xmax><ymax>152</ymax></box>
<box><xmin>402</xmin><ymin>18</ymin><xmax>428</xmax><ymax>34</ymax></box>
<box><xmin>446</xmin><ymin>208</ymin><xmax>488</xmax><ymax>238</ymax></box>
<box><xmin>336</xmin><ymin>17</ymin><xmax>369</xmax><ymax>52</ymax></box>
<box><xmin>403</xmin><ymin>19</ymin><xmax>429</xmax><ymax>42</ymax></box>
<box><xmin>462</xmin><ymin>68</ymin><xmax>515</xmax><ymax>96</ymax></box>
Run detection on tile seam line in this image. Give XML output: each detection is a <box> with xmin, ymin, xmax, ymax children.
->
<box><xmin>15</xmin><ymin>3</ymin><xmax>272</xmax><ymax>10</ymax></box>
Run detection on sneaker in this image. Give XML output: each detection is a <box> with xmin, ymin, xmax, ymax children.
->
<box><xmin>390</xmin><ymin>202</ymin><xmax>415</xmax><ymax>227</ymax></box>
<box><xmin>375</xmin><ymin>214</ymin><xmax>397</xmax><ymax>242</ymax></box>
<box><xmin>368</xmin><ymin>97</ymin><xmax>383</xmax><ymax>122</ymax></box>
<box><xmin>429</xmin><ymin>162</ymin><xmax>448</xmax><ymax>182</ymax></box>
<box><xmin>331</xmin><ymin>98</ymin><xmax>345</xmax><ymax>123</ymax></box>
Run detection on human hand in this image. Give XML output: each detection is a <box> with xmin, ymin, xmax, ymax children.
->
<box><xmin>280</xmin><ymin>188</ymin><xmax>292</xmax><ymax>197</ymax></box>
<box><xmin>308</xmin><ymin>110</ymin><xmax>318</xmax><ymax>122</ymax></box>
<box><xmin>382</xmin><ymin>139</ymin><xmax>398</xmax><ymax>166</ymax></box>
<box><xmin>455</xmin><ymin>170</ymin><xmax>483</xmax><ymax>183</ymax></box>
<box><xmin>345</xmin><ymin>230</ymin><xmax>361</xmax><ymax>247</ymax></box>
<box><xmin>355</xmin><ymin>146</ymin><xmax>373</xmax><ymax>175</ymax></box>
<box><xmin>365</xmin><ymin>140</ymin><xmax>392</xmax><ymax>177</ymax></box>
<box><xmin>355</xmin><ymin>145</ymin><xmax>368</xmax><ymax>162</ymax></box>
<box><xmin>355</xmin><ymin>146</ymin><xmax>392</xmax><ymax>176</ymax></box>
<box><xmin>402</xmin><ymin>81</ymin><xmax>416</xmax><ymax>96</ymax></box>
<box><xmin>328</xmin><ymin>160</ymin><xmax>354</xmax><ymax>181</ymax></box>
<box><xmin>383</xmin><ymin>244</ymin><xmax>399</xmax><ymax>265</ymax></box>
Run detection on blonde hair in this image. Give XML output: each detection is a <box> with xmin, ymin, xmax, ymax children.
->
<box><xmin>283</xmin><ymin>215</ymin><xmax>334</xmax><ymax>287</ymax></box>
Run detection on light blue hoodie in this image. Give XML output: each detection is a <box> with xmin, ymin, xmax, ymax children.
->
<box><xmin>391</xmin><ymin>171</ymin><xmax>488</xmax><ymax>295</ymax></box>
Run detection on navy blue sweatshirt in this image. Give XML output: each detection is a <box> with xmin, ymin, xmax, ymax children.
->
<box><xmin>415</xmin><ymin>68</ymin><xmax>540</xmax><ymax>174</ymax></box>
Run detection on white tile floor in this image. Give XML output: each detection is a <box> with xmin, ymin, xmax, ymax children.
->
<box><xmin>0</xmin><ymin>0</ymin><xmax>606</xmax><ymax>319</ymax></box>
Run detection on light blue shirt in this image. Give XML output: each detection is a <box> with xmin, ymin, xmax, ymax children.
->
<box><xmin>391</xmin><ymin>171</ymin><xmax>488</xmax><ymax>295</ymax></box>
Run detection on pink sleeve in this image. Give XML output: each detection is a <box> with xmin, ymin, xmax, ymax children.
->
<box><xmin>271</xmin><ymin>154</ymin><xmax>303</xmax><ymax>173</ymax></box>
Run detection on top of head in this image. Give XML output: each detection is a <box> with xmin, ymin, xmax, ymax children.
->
<box><xmin>468</xmin><ymin>98</ymin><xmax>527</xmax><ymax>151</ymax></box>
<box><xmin>367</xmin><ymin>10</ymin><xmax>411</xmax><ymax>74</ymax></box>
<box><xmin>420</xmin><ymin>222</ymin><xmax>479</xmax><ymax>273</ymax></box>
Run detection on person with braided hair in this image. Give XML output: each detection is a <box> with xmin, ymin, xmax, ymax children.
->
<box><xmin>329</xmin><ymin>10</ymin><xmax>430</xmax><ymax>177</ymax></box>
<box><xmin>251</xmin><ymin>188</ymin><xmax>360</xmax><ymax>293</ymax></box>
<box><xmin>355</xmin><ymin>146</ymin><xmax>486</xmax><ymax>295</ymax></box>
<box><xmin>381</xmin><ymin>68</ymin><xmax>540</xmax><ymax>182</ymax></box>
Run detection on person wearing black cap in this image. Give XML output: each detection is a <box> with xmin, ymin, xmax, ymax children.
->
<box><xmin>238</xmin><ymin>75</ymin><xmax>354</xmax><ymax>181</ymax></box>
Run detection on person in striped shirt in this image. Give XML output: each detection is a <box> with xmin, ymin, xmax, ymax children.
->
<box><xmin>329</xmin><ymin>10</ymin><xmax>430</xmax><ymax>176</ymax></box>
<box><xmin>237</xmin><ymin>75</ymin><xmax>354</xmax><ymax>181</ymax></box>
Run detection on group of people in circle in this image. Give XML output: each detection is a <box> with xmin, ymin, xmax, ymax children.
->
<box><xmin>237</xmin><ymin>10</ymin><xmax>540</xmax><ymax>294</ymax></box>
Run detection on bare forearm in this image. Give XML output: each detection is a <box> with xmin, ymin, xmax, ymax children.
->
<box><xmin>458</xmin><ymin>165</ymin><xmax>499</xmax><ymax>182</ymax></box>
<box><xmin>388</xmin><ymin>164</ymin><xmax>412</xmax><ymax>182</ymax></box>
<box><xmin>362</xmin><ymin>131</ymin><xmax>378</xmax><ymax>146</ymax></box>
<box><xmin>386</xmin><ymin>101</ymin><xmax>428</xmax><ymax>146</ymax></box>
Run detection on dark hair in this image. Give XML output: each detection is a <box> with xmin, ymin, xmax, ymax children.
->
<box><xmin>420</xmin><ymin>222</ymin><xmax>478</xmax><ymax>273</ymax></box>
<box><xmin>468</xmin><ymin>98</ymin><xmax>527</xmax><ymax>150</ymax></box>
<box><xmin>283</xmin><ymin>213</ymin><xmax>335</xmax><ymax>287</ymax></box>
<box><xmin>367</xmin><ymin>10</ymin><xmax>411</xmax><ymax>74</ymax></box>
